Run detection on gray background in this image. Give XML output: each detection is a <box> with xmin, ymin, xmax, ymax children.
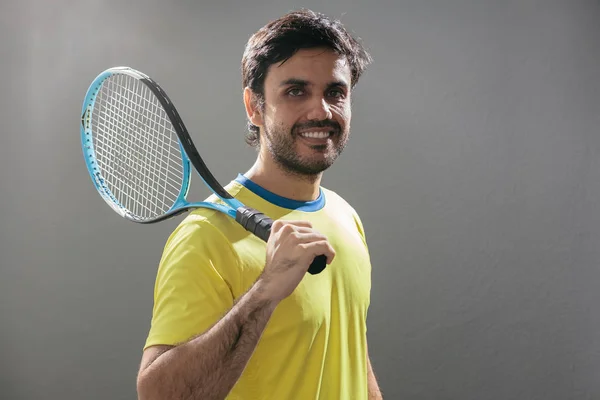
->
<box><xmin>1</xmin><ymin>0</ymin><xmax>600</xmax><ymax>399</ymax></box>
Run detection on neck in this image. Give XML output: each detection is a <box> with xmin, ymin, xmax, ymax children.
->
<box><xmin>244</xmin><ymin>152</ymin><xmax>323</xmax><ymax>202</ymax></box>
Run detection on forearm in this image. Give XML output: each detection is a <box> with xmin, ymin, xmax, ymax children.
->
<box><xmin>367</xmin><ymin>357</ymin><xmax>383</xmax><ymax>400</ymax></box>
<box><xmin>138</xmin><ymin>281</ymin><xmax>277</xmax><ymax>400</ymax></box>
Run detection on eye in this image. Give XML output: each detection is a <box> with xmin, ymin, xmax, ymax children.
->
<box><xmin>327</xmin><ymin>88</ymin><xmax>345</xmax><ymax>99</ymax></box>
<box><xmin>287</xmin><ymin>88</ymin><xmax>304</xmax><ymax>97</ymax></box>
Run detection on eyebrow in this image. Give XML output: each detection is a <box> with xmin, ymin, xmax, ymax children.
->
<box><xmin>279</xmin><ymin>78</ymin><xmax>349</xmax><ymax>89</ymax></box>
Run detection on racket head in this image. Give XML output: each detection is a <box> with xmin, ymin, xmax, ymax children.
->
<box><xmin>80</xmin><ymin>66</ymin><xmax>193</xmax><ymax>222</ymax></box>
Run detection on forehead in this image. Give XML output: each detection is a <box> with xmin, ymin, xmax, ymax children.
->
<box><xmin>265</xmin><ymin>47</ymin><xmax>351</xmax><ymax>87</ymax></box>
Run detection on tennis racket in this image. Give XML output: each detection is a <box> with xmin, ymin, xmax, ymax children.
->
<box><xmin>80</xmin><ymin>66</ymin><xmax>327</xmax><ymax>275</ymax></box>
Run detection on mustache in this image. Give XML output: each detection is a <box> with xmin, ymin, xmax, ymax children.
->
<box><xmin>293</xmin><ymin>120</ymin><xmax>341</xmax><ymax>132</ymax></box>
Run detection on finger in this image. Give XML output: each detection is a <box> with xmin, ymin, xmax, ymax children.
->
<box><xmin>299</xmin><ymin>240</ymin><xmax>336</xmax><ymax>264</ymax></box>
<box><xmin>273</xmin><ymin>223</ymin><xmax>319</xmax><ymax>240</ymax></box>
<box><xmin>289</xmin><ymin>226</ymin><xmax>320</xmax><ymax>235</ymax></box>
<box><xmin>272</xmin><ymin>220</ymin><xmax>313</xmax><ymax>232</ymax></box>
<box><xmin>287</xmin><ymin>231</ymin><xmax>329</xmax><ymax>244</ymax></box>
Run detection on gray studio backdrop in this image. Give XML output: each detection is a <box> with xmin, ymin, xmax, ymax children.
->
<box><xmin>2</xmin><ymin>0</ymin><xmax>600</xmax><ymax>399</ymax></box>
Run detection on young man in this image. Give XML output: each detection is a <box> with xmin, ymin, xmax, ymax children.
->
<box><xmin>136</xmin><ymin>9</ymin><xmax>382</xmax><ymax>400</ymax></box>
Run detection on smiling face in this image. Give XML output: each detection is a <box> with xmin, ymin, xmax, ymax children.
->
<box><xmin>245</xmin><ymin>47</ymin><xmax>353</xmax><ymax>177</ymax></box>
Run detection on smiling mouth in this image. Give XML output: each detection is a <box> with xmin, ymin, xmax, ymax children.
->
<box><xmin>298</xmin><ymin>131</ymin><xmax>334</xmax><ymax>140</ymax></box>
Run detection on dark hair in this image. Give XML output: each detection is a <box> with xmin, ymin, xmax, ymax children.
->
<box><xmin>241</xmin><ymin>9</ymin><xmax>372</xmax><ymax>147</ymax></box>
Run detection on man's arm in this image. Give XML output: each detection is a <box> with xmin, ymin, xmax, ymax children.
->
<box><xmin>137</xmin><ymin>281</ymin><xmax>276</xmax><ymax>400</ymax></box>
<box><xmin>367</xmin><ymin>347</ymin><xmax>383</xmax><ymax>399</ymax></box>
<box><xmin>136</xmin><ymin>220</ymin><xmax>336</xmax><ymax>400</ymax></box>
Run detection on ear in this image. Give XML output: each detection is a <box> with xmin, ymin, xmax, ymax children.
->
<box><xmin>243</xmin><ymin>87</ymin><xmax>264</xmax><ymax>128</ymax></box>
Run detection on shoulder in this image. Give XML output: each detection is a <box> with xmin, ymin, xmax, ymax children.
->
<box><xmin>161</xmin><ymin>207</ymin><xmax>236</xmax><ymax>260</ymax></box>
<box><xmin>156</xmin><ymin>208</ymin><xmax>243</xmax><ymax>291</ymax></box>
<box><xmin>165</xmin><ymin>181</ymin><xmax>247</xmax><ymax>248</ymax></box>
<box><xmin>321</xmin><ymin>186</ymin><xmax>367</xmax><ymax>239</ymax></box>
<box><xmin>322</xmin><ymin>186</ymin><xmax>356</xmax><ymax>212</ymax></box>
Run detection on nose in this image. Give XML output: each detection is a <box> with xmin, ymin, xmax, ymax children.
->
<box><xmin>306</xmin><ymin>97</ymin><xmax>333</xmax><ymax>121</ymax></box>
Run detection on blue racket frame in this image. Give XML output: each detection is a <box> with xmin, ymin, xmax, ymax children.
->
<box><xmin>80</xmin><ymin>66</ymin><xmax>244</xmax><ymax>223</ymax></box>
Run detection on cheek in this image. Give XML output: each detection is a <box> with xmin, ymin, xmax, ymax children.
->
<box><xmin>265</xmin><ymin>104</ymin><xmax>295</xmax><ymax>128</ymax></box>
<box><xmin>332</xmin><ymin>103</ymin><xmax>351</xmax><ymax>126</ymax></box>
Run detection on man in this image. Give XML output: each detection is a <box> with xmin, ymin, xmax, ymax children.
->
<box><xmin>136</xmin><ymin>9</ymin><xmax>382</xmax><ymax>400</ymax></box>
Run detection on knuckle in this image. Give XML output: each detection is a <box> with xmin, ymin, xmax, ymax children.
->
<box><xmin>291</xmin><ymin>231</ymin><xmax>302</xmax><ymax>240</ymax></box>
<box><xmin>272</xmin><ymin>220</ymin><xmax>285</xmax><ymax>230</ymax></box>
<box><xmin>281</xmin><ymin>223</ymin><xmax>296</xmax><ymax>235</ymax></box>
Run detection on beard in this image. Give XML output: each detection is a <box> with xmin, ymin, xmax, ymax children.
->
<box><xmin>263</xmin><ymin>119</ymin><xmax>349</xmax><ymax>177</ymax></box>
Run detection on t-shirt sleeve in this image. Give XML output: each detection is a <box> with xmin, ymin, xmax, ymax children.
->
<box><xmin>351</xmin><ymin>209</ymin><xmax>369</xmax><ymax>251</ymax></box>
<box><xmin>144</xmin><ymin>217</ymin><xmax>238</xmax><ymax>350</ymax></box>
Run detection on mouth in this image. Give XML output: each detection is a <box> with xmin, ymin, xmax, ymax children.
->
<box><xmin>299</xmin><ymin>130</ymin><xmax>332</xmax><ymax>139</ymax></box>
<box><xmin>297</xmin><ymin>128</ymin><xmax>338</xmax><ymax>150</ymax></box>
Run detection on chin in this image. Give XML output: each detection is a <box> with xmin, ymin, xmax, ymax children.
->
<box><xmin>279</xmin><ymin>155</ymin><xmax>335</xmax><ymax>176</ymax></box>
<box><xmin>303</xmin><ymin>153</ymin><xmax>339</xmax><ymax>171</ymax></box>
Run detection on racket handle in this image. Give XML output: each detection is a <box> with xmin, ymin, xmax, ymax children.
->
<box><xmin>235</xmin><ymin>207</ymin><xmax>327</xmax><ymax>275</ymax></box>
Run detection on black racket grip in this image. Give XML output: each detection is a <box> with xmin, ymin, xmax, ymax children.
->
<box><xmin>235</xmin><ymin>207</ymin><xmax>327</xmax><ymax>275</ymax></box>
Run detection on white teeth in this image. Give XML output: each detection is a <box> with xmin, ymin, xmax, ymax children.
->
<box><xmin>300</xmin><ymin>131</ymin><xmax>330</xmax><ymax>139</ymax></box>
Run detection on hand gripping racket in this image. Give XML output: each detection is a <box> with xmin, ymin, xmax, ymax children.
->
<box><xmin>80</xmin><ymin>66</ymin><xmax>327</xmax><ymax>275</ymax></box>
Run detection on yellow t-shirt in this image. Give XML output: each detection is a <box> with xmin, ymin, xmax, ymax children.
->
<box><xmin>144</xmin><ymin>174</ymin><xmax>372</xmax><ymax>400</ymax></box>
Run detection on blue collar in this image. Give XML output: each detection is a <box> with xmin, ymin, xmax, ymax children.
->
<box><xmin>235</xmin><ymin>173</ymin><xmax>325</xmax><ymax>212</ymax></box>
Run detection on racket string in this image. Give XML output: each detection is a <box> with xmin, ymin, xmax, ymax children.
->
<box><xmin>90</xmin><ymin>73</ymin><xmax>185</xmax><ymax>219</ymax></box>
<box><xmin>114</xmin><ymin>76</ymin><xmax>180</xmax><ymax>215</ymax></box>
<box><xmin>118</xmin><ymin>75</ymin><xmax>173</xmax><ymax>215</ymax></box>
